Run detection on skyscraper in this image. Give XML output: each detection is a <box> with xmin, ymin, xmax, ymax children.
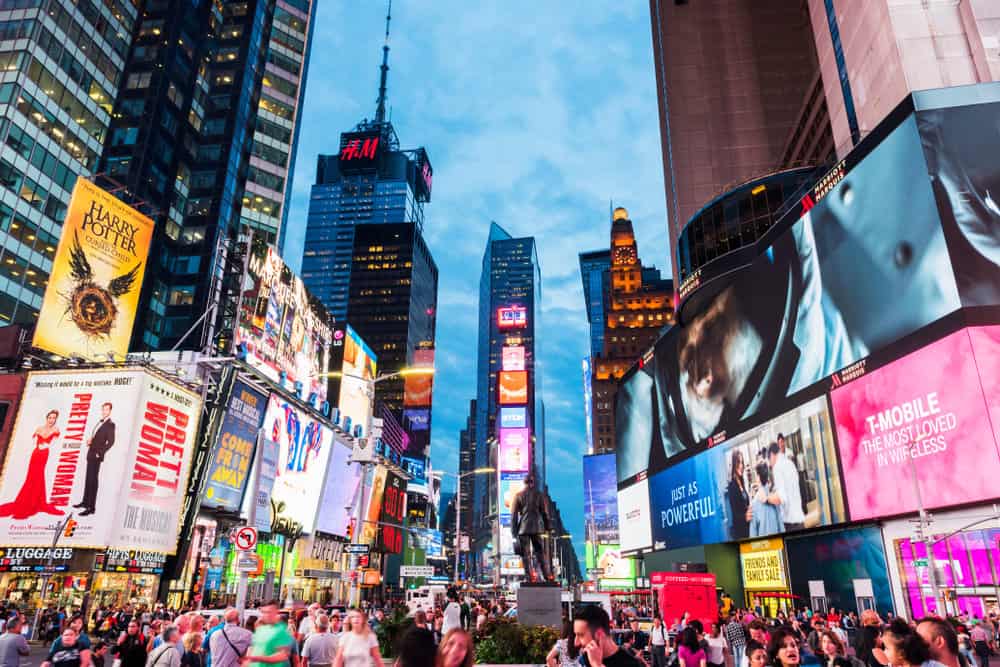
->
<box><xmin>300</xmin><ymin>7</ymin><xmax>438</xmax><ymax>455</ymax></box>
<box><xmin>96</xmin><ymin>0</ymin><xmax>316</xmax><ymax>351</ymax></box>
<box><xmin>0</xmin><ymin>0</ymin><xmax>138</xmax><ymax>324</ymax></box>
<box><xmin>578</xmin><ymin>249</ymin><xmax>611</xmax><ymax>360</ymax></box>
<box><xmin>472</xmin><ymin>222</ymin><xmax>544</xmax><ymax>583</ymax></box>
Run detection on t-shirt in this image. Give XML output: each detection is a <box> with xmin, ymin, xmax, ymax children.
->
<box><xmin>601</xmin><ymin>648</ymin><xmax>644</xmax><ymax>667</ymax></box>
<box><xmin>49</xmin><ymin>643</ymin><xmax>83</xmax><ymax>667</ymax></box>
<box><xmin>50</xmin><ymin>635</ymin><xmax>91</xmax><ymax>654</ymax></box>
<box><xmin>705</xmin><ymin>637</ymin><xmax>726</xmax><ymax>665</ymax></box>
<box><xmin>442</xmin><ymin>603</ymin><xmax>462</xmax><ymax>636</ymax></box>
<box><xmin>0</xmin><ymin>632</ymin><xmax>29</xmax><ymax>667</ymax></box>
<box><xmin>301</xmin><ymin>633</ymin><xmax>338</xmax><ymax>666</ymax></box>
<box><xmin>248</xmin><ymin>623</ymin><xmax>294</xmax><ymax>667</ymax></box>
<box><xmin>339</xmin><ymin>632</ymin><xmax>378</xmax><ymax>667</ymax></box>
<box><xmin>678</xmin><ymin>646</ymin><xmax>706</xmax><ymax>667</ymax></box>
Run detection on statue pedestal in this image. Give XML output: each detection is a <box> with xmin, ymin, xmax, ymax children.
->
<box><xmin>517</xmin><ymin>583</ymin><xmax>562</xmax><ymax>627</ymax></box>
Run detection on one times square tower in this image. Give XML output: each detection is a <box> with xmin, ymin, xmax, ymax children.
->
<box><xmin>301</xmin><ymin>9</ymin><xmax>438</xmax><ymax>456</ymax></box>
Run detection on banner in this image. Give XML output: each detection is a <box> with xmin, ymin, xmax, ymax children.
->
<box><xmin>314</xmin><ymin>441</ymin><xmax>358</xmax><ymax>538</ymax></box>
<box><xmin>830</xmin><ymin>326</ymin><xmax>1000</xmax><ymax>521</ymax></box>
<box><xmin>252</xmin><ymin>438</ymin><xmax>278</xmax><ymax>533</ymax></box>
<box><xmin>617</xmin><ymin>477</ymin><xmax>652</xmax><ymax>553</ymax></box>
<box><xmin>0</xmin><ymin>369</ymin><xmax>201</xmax><ymax>552</ymax></box>
<box><xmin>647</xmin><ymin>395</ymin><xmax>845</xmax><ymax>550</ymax></box>
<box><xmin>739</xmin><ymin>539</ymin><xmax>787</xmax><ymax>590</ymax></box>
<box><xmin>202</xmin><ymin>378</ymin><xmax>266</xmax><ymax>511</ymax></box>
<box><xmin>403</xmin><ymin>349</ymin><xmax>434</xmax><ymax>408</ymax></box>
<box><xmin>34</xmin><ymin>179</ymin><xmax>154</xmax><ymax>360</ymax></box>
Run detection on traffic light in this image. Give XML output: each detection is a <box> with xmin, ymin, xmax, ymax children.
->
<box><xmin>346</xmin><ymin>521</ymin><xmax>354</xmax><ymax>541</ymax></box>
<box><xmin>63</xmin><ymin>519</ymin><xmax>77</xmax><ymax>538</ymax></box>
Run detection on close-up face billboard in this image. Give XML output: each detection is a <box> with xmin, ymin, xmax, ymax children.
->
<box><xmin>647</xmin><ymin>395</ymin><xmax>845</xmax><ymax>550</ymax></box>
<box><xmin>830</xmin><ymin>326</ymin><xmax>1000</xmax><ymax>521</ymax></box>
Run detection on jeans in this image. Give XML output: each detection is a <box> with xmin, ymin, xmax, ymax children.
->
<box><xmin>732</xmin><ymin>644</ymin><xmax>746</xmax><ymax>667</ymax></box>
<box><xmin>652</xmin><ymin>645</ymin><xmax>667</xmax><ymax>667</ymax></box>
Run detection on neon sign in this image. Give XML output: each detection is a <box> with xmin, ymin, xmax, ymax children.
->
<box><xmin>497</xmin><ymin>305</ymin><xmax>527</xmax><ymax>329</ymax></box>
<box><xmin>338</xmin><ymin>131</ymin><xmax>382</xmax><ymax>172</ymax></box>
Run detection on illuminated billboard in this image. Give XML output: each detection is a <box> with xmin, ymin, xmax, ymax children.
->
<box><xmin>339</xmin><ymin>131</ymin><xmax>382</xmax><ymax>173</ymax></box>
<box><xmin>647</xmin><ymin>395</ymin><xmax>845</xmax><ymax>550</ymax></box>
<box><xmin>260</xmin><ymin>394</ymin><xmax>333</xmax><ymax>534</ymax></box>
<box><xmin>314</xmin><ymin>440</ymin><xmax>359</xmax><ymax>538</ymax></box>
<box><xmin>497</xmin><ymin>305</ymin><xmax>527</xmax><ymax>329</ymax></box>
<box><xmin>34</xmin><ymin>178</ymin><xmax>154</xmax><ymax>361</ymax></box>
<box><xmin>403</xmin><ymin>349</ymin><xmax>434</xmax><ymax>408</ymax></box>
<box><xmin>616</xmin><ymin>111</ymin><xmax>968</xmax><ymax>485</ymax></box>
<box><xmin>498</xmin><ymin>428</ymin><xmax>530</xmax><ymax>472</ymax></box>
<box><xmin>379</xmin><ymin>470</ymin><xmax>407</xmax><ymax>553</ymax></box>
<box><xmin>498</xmin><ymin>371</ymin><xmax>528</xmax><ymax>405</ymax></box>
<box><xmin>0</xmin><ymin>369</ymin><xmax>202</xmax><ymax>552</ymax></box>
<box><xmin>402</xmin><ymin>408</ymin><xmax>430</xmax><ymax>431</ymax></box>
<box><xmin>202</xmin><ymin>377</ymin><xmax>267</xmax><ymax>511</ymax></box>
<box><xmin>502</xmin><ymin>346</ymin><xmax>525</xmax><ymax>371</ymax></box>
<box><xmin>236</xmin><ymin>240</ymin><xmax>333</xmax><ymax>403</ymax></box>
<box><xmin>338</xmin><ymin>325</ymin><xmax>377</xmax><ymax>434</ymax></box>
<box><xmin>499</xmin><ymin>407</ymin><xmax>527</xmax><ymax>429</ymax></box>
<box><xmin>498</xmin><ymin>471</ymin><xmax>527</xmax><ymax>525</ymax></box>
<box><xmin>361</xmin><ymin>465</ymin><xmax>388</xmax><ymax>545</ymax></box>
<box><xmin>831</xmin><ymin>326</ymin><xmax>1000</xmax><ymax>521</ymax></box>
<box><xmin>583</xmin><ymin>453</ymin><xmax>618</xmax><ymax>545</ymax></box>
<box><xmin>585</xmin><ymin>544</ymin><xmax>635</xmax><ymax>589</ymax></box>
<box><xmin>401</xmin><ymin>455</ymin><xmax>428</xmax><ymax>495</ymax></box>
<box><xmin>618</xmin><ymin>477</ymin><xmax>652</xmax><ymax>553</ymax></box>
<box><xmin>583</xmin><ymin>358</ymin><xmax>593</xmax><ymax>453</ymax></box>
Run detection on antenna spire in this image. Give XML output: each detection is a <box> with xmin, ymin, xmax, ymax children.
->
<box><xmin>374</xmin><ymin>0</ymin><xmax>392</xmax><ymax>124</ymax></box>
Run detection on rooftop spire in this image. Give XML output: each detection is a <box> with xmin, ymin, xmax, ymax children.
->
<box><xmin>374</xmin><ymin>0</ymin><xmax>392</xmax><ymax>124</ymax></box>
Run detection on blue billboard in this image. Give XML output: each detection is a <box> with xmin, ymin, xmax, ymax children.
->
<box><xmin>202</xmin><ymin>378</ymin><xmax>267</xmax><ymax>511</ymax></box>
<box><xmin>583</xmin><ymin>453</ymin><xmax>618</xmax><ymax>544</ymax></box>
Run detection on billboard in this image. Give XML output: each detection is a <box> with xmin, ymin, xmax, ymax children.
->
<box><xmin>497</xmin><ymin>306</ymin><xmax>527</xmax><ymax>329</ymax></box>
<box><xmin>314</xmin><ymin>440</ymin><xmax>359</xmax><ymax>538</ymax></box>
<box><xmin>361</xmin><ymin>465</ymin><xmax>387</xmax><ymax>545</ymax></box>
<box><xmin>502</xmin><ymin>346</ymin><xmax>525</xmax><ymax>371</ymax></box>
<box><xmin>498</xmin><ymin>471</ymin><xmax>527</xmax><ymax>525</ymax></box>
<box><xmin>739</xmin><ymin>539</ymin><xmax>788</xmax><ymax>590</ymax></box>
<box><xmin>498</xmin><ymin>371</ymin><xmax>528</xmax><ymax>405</ymax></box>
<box><xmin>236</xmin><ymin>242</ymin><xmax>333</xmax><ymax>403</ymax></box>
<box><xmin>402</xmin><ymin>409</ymin><xmax>430</xmax><ymax>431</ymax></box>
<box><xmin>498</xmin><ymin>428</ymin><xmax>530</xmax><ymax>472</ymax></box>
<box><xmin>616</xmin><ymin>113</ymin><xmax>965</xmax><ymax>484</ymax></box>
<box><xmin>583</xmin><ymin>453</ymin><xmax>618</xmax><ymax>544</ymax></box>
<box><xmin>647</xmin><ymin>395</ymin><xmax>845</xmax><ymax>550</ymax></box>
<box><xmin>202</xmin><ymin>378</ymin><xmax>266</xmax><ymax>511</ymax></box>
<box><xmin>379</xmin><ymin>470</ymin><xmax>407</xmax><ymax>553</ymax></box>
<box><xmin>585</xmin><ymin>544</ymin><xmax>635</xmax><ymax>588</ymax></box>
<box><xmin>401</xmin><ymin>455</ymin><xmax>428</xmax><ymax>495</ymax></box>
<box><xmin>0</xmin><ymin>369</ymin><xmax>201</xmax><ymax>552</ymax></box>
<box><xmin>617</xmin><ymin>477</ymin><xmax>652</xmax><ymax>553</ymax></box>
<box><xmin>583</xmin><ymin>358</ymin><xmax>593</xmax><ymax>453</ymax></box>
<box><xmin>830</xmin><ymin>326</ymin><xmax>1000</xmax><ymax>521</ymax></box>
<box><xmin>33</xmin><ymin>179</ymin><xmax>154</xmax><ymax>361</ymax></box>
<box><xmin>499</xmin><ymin>407</ymin><xmax>527</xmax><ymax>429</ymax></box>
<box><xmin>261</xmin><ymin>394</ymin><xmax>333</xmax><ymax>534</ymax></box>
<box><xmin>338</xmin><ymin>325</ymin><xmax>376</xmax><ymax>434</ymax></box>
<box><xmin>339</xmin><ymin>130</ymin><xmax>382</xmax><ymax>173</ymax></box>
<box><xmin>403</xmin><ymin>349</ymin><xmax>434</xmax><ymax>408</ymax></box>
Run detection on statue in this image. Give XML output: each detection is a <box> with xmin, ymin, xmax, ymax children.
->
<box><xmin>510</xmin><ymin>474</ymin><xmax>555</xmax><ymax>583</ymax></box>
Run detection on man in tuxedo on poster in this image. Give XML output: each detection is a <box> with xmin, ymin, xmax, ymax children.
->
<box><xmin>75</xmin><ymin>402</ymin><xmax>115</xmax><ymax>516</ymax></box>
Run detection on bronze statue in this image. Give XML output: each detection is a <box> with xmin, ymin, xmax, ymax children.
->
<box><xmin>510</xmin><ymin>474</ymin><xmax>555</xmax><ymax>583</ymax></box>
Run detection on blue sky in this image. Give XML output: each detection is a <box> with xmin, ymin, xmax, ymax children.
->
<box><xmin>283</xmin><ymin>2</ymin><xmax>669</xmax><ymax>565</ymax></box>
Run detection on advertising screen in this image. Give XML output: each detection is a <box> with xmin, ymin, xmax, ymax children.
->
<box><xmin>403</xmin><ymin>349</ymin><xmax>435</xmax><ymax>408</ymax></box>
<box><xmin>361</xmin><ymin>465</ymin><xmax>387</xmax><ymax>545</ymax></box>
<box><xmin>402</xmin><ymin>409</ymin><xmax>430</xmax><ymax>431</ymax></box>
<box><xmin>34</xmin><ymin>178</ymin><xmax>154</xmax><ymax>361</ymax></box>
<box><xmin>379</xmin><ymin>470</ymin><xmax>407</xmax><ymax>554</ymax></box>
<box><xmin>0</xmin><ymin>369</ymin><xmax>201</xmax><ymax>552</ymax></box>
<box><xmin>499</xmin><ymin>371</ymin><xmax>528</xmax><ymax>405</ymax></box>
<box><xmin>498</xmin><ymin>428</ymin><xmax>530</xmax><ymax>472</ymax></box>
<box><xmin>498</xmin><ymin>471</ymin><xmax>527</xmax><ymax>525</ymax></box>
<box><xmin>647</xmin><ymin>395</ymin><xmax>845</xmax><ymax>550</ymax></box>
<box><xmin>261</xmin><ymin>394</ymin><xmax>333</xmax><ymax>534</ymax></box>
<box><xmin>618</xmin><ymin>477</ymin><xmax>652</xmax><ymax>553</ymax></box>
<box><xmin>401</xmin><ymin>455</ymin><xmax>428</xmax><ymax>495</ymax></box>
<box><xmin>499</xmin><ymin>407</ymin><xmax>527</xmax><ymax>429</ymax></box>
<box><xmin>739</xmin><ymin>539</ymin><xmax>788</xmax><ymax>590</ymax></box>
<box><xmin>616</xmin><ymin>113</ymin><xmax>964</xmax><ymax>484</ymax></box>
<box><xmin>202</xmin><ymin>378</ymin><xmax>267</xmax><ymax>511</ymax></box>
<box><xmin>830</xmin><ymin>326</ymin><xmax>1000</xmax><ymax>521</ymax></box>
<box><xmin>583</xmin><ymin>453</ymin><xmax>618</xmax><ymax>544</ymax></box>
<box><xmin>339</xmin><ymin>130</ymin><xmax>382</xmax><ymax>172</ymax></box>
<box><xmin>502</xmin><ymin>346</ymin><xmax>525</xmax><ymax>371</ymax></box>
<box><xmin>338</xmin><ymin>325</ymin><xmax>376</xmax><ymax>434</ymax></box>
<box><xmin>236</xmin><ymin>241</ymin><xmax>333</xmax><ymax>402</ymax></box>
<box><xmin>314</xmin><ymin>441</ymin><xmax>359</xmax><ymax>538</ymax></box>
<box><xmin>497</xmin><ymin>306</ymin><xmax>527</xmax><ymax>329</ymax></box>
<box><xmin>585</xmin><ymin>544</ymin><xmax>636</xmax><ymax>587</ymax></box>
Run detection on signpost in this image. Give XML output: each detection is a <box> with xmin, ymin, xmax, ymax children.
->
<box><xmin>235</xmin><ymin>527</ymin><xmax>258</xmax><ymax>551</ymax></box>
<box><xmin>345</xmin><ymin>544</ymin><xmax>370</xmax><ymax>555</ymax></box>
<box><xmin>400</xmin><ymin>565</ymin><xmax>435</xmax><ymax>577</ymax></box>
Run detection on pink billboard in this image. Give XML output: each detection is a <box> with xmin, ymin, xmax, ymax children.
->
<box><xmin>498</xmin><ymin>427</ymin><xmax>531</xmax><ymax>472</ymax></box>
<box><xmin>830</xmin><ymin>328</ymin><xmax>1000</xmax><ymax>521</ymax></box>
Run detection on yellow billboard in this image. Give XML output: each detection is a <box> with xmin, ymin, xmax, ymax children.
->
<box><xmin>33</xmin><ymin>178</ymin><xmax>153</xmax><ymax>360</ymax></box>
<box><xmin>740</xmin><ymin>538</ymin><xmax>788</xmax><ymax>590</ymax></box>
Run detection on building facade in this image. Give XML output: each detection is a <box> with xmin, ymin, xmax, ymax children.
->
<box><xmin>0</xmin><ymin>0</ymin><xmax>138</xmax><ymax>325</ymax></box>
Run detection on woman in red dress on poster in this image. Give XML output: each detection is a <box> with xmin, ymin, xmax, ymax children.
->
<box><xmin>0</xmin><ymin>410</ymin><xmax>63</xmax><ymax>519</ymax></box>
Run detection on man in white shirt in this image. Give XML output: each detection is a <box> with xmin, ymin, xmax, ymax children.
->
<box><xmin>298</xmin><ymin>603</ymin><xmax>321</xmax><ymax>641</ymax></box>
<box><xmin>767</xmin><ymin>441</ymin><xmax>805</xmax><ymax>530</ymax></box>
<box><xmin>442</xmin><ymin>590</ymin><xmax>462</xmax><ymax>636</ymax></box>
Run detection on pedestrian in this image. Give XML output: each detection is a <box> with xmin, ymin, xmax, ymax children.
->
<box><xmin>705</xmin><ymin>624</ymin><xmax>726</xmax><ymax>667</ymax></box>
<box><xmin>819</xmin><ymin>631</ymin><xmax>852</xmax><ymax>667</ymax></box>
<box><xmin>394</xmin><ymin>627</ymin><xmax>435</xmax><ymax>667</ymax></box>
<box><xmin>547</xmin><ymin>620</ymin><xmax>581</xmax><ymax>667</ymax></box>
<box><xmin>92</xmin><ymin>641</ymin><xmax>109</xmax><ymax>667</ymax></box>
<box><xmin>114</xmin><ymin>621</ymin><xmax>148</xmax><ymax>667</ymax></box>
<box><xmin>332</xmin><ymin>609</ymin><xmax>383</xmax><ymax>667</ymax></box>
<box><xmin>0</xmin><ymin>616</ymin><xmax>30</xmax><ymax>667</ymax></box>
<box><xmin>180</xmin><ymin>633</ymin><xmax>203</xmax><ymax>667</ymax></box>
<box><xmin>649</xmin><ymin>617</ymin><xmax>670</xmax><ymax>667</ymax></box>
<box><xmin>854</xmin><ymin>611</ymin><xmax>884</xmax><ymax>667</ymax></box>
<box><xmin>299</xmin><ymin>605</ymin><xmax>322</xmax><ymax>644</ymax></box>
<box><xmin>876</xmin><ymin>619</ymin><xmax>933</xmax><ymax>667</ymax></box>
<box><xmin>202</xmin><ymin>618</ymin><xmax>222</xmax><ymax>667</ymax></box>
<box><xmin>146</xmin><ymin>626</ymin><xmax>181</xmax><ymax>667</ymax></box>
<box><xmin>970</xmin><ymin>622</ymin><xmax>989</xmax><ymax>667</ymax></box>
<box><xmin>724</xmin><ymin>613</ymin><xmax>747</xmax><ymax>667</ymax></box>
<box><xmin>244</xmin><ymin>602</ymin><xmax>293</xmax><ymax>667</ymax></box>
<box><xmin>208</xmin><ymin>609</ymin><xmax>251</xmax><ymax>667</ymax></box>
<box><xmin>678</xmin><ymin>628</ymin><xmax>706</xmax><ymax>667</ymax></box>
<box><xmin>917</xmin><ymin>617</ymin><xmax>968</xmax><ymax>667</ymax></box>
<box><xmin>442</xmin><ymin>591</ymin><xmax>462</xmax><ymax>637</ymax></box>
<box><xmin>746</xmin><ymin>642</ymin><xmax>766</xmax><ymax>667</ymax></box>
<box><xmin>436</xmin><ymin>629</ymin><xmax>473</xmax><ymax>667</ymax></box>
<box><xmin>766</xmin><ymin>629</ymin><xmax>801</xmax><ymax>667</ymax></box>
<box><xmin>572</xmin><ymin>605</ymin><xmax>643</xmax><ymax>667</ymax></box>
<box><xmin>301</xmin><ymin>615</ymin><xmax>338</xmax><ymax>667</ymax></box>
<box><xmin>43</xmin><ymin>628</ymin><xmax>91</xmax><ymax>667</ymax></box>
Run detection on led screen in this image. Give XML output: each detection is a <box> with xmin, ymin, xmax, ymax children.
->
<box><xmin>585</xmin><ymin>543</ymin><xmax>636</xmax><ymax>587</ymax></box>
<box><xmin>499</xmin><ymin>371</ymin><xmax>528</xmax><ymax>405</ymax></box>
<box><xmin>647</xmin><ymin>395</ymin><xmax>845</xmax><ymax>550</ymax></box>
<box><xmin>499</xmin><ymin>407</ymin><xmax>527</xmax><ymax>429</ymax></box>
<box><xmin>497</xmin><ymin>306</ymin><xmax>527</xmax><ymax>329</ymax></box>
<box><xmin>498</xmin><ymin>471</ymin><xmax>527</xmax><ymax>525</ymax></box>
<box><xmin>202</xmin><ymin>378</ymin><xmax>267</xmax><ymax>511</ymax></box>
<box><xmin>498</xmin><ymin>428</ymin><xmax>530</xmax><ymax>472</ymax></box>
<box><xmin>617</xmin><ymin>477</ymin><xmax>652</xmax><ymax>553</ymax></box>
<box><xmin>403</xmin><ymin>349</ymin><xmax>434</xmax><ymax>407</ymax></box>
<box><xmin>583</xmin><ymin>453</ymin><xmax>618</xmax><ymax>544</ymax></box>
<box><xmin>502</xmin><ymin>346</ymin><xmax>525</xmax><ymax>371</ymax></box>
<box><xmin>402</xmin><ymin>408</ymin><xmax>430</xmax><ymax>431</ymax></box>
<box><xmin>338</xmin><ymin>325</ymin><xmax>376</xmax><ymax>434</ymax></box>
<box><xmin>830</xmin><ymin>326</ymin><xmax>1000</xmax><ymax>521</ymax></box>
<box><xmin>314</xmin><ymin>440</ymin><xmax>359</xmax><ymax>538</ymax></box>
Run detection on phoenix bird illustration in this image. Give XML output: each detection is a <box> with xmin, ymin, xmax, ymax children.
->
<box><xmin>63</xmin><ymin>232</ymin><xmax>141</xmax><ymax>338</ymax></box>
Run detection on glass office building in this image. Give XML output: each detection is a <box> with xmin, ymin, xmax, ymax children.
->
<box><xmin>0</xmin><ymin>0</ymin><xmax>138</xmax><ymax>324</ymax></box>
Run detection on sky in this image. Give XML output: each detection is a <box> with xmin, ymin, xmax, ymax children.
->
<box><xmin>283</xmin><ymin>2</ymin><xmax>670</xmax><ymax>566</ymax></box>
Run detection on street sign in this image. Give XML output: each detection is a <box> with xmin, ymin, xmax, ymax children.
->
<box><xmin>913</xmin><ymin>558</ymin><xmax>929</xmax><ymax>567</ymax></box>
<box><xmin>345</xmin><ymin>544</ymin><xmax>370</xmax><ymax>555</ymax></box>
<box><xmin>235</xmin><ymin>526</ymin><xmax>258</xmax><ymax>552</ymax></box>
<box><xmin>587</xmin><ymin>567</ymin><xmax>605</xmax><ymax>576</ymax></box>
<box><xmin>400</xmin><ymin>565</ymin><xmax>434</xmax><ymax>577</ymax></box>
<box><xmin>236</xmin><ymin>554</ymin><xmax>260</xmax><ymax>573</ymax></box>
